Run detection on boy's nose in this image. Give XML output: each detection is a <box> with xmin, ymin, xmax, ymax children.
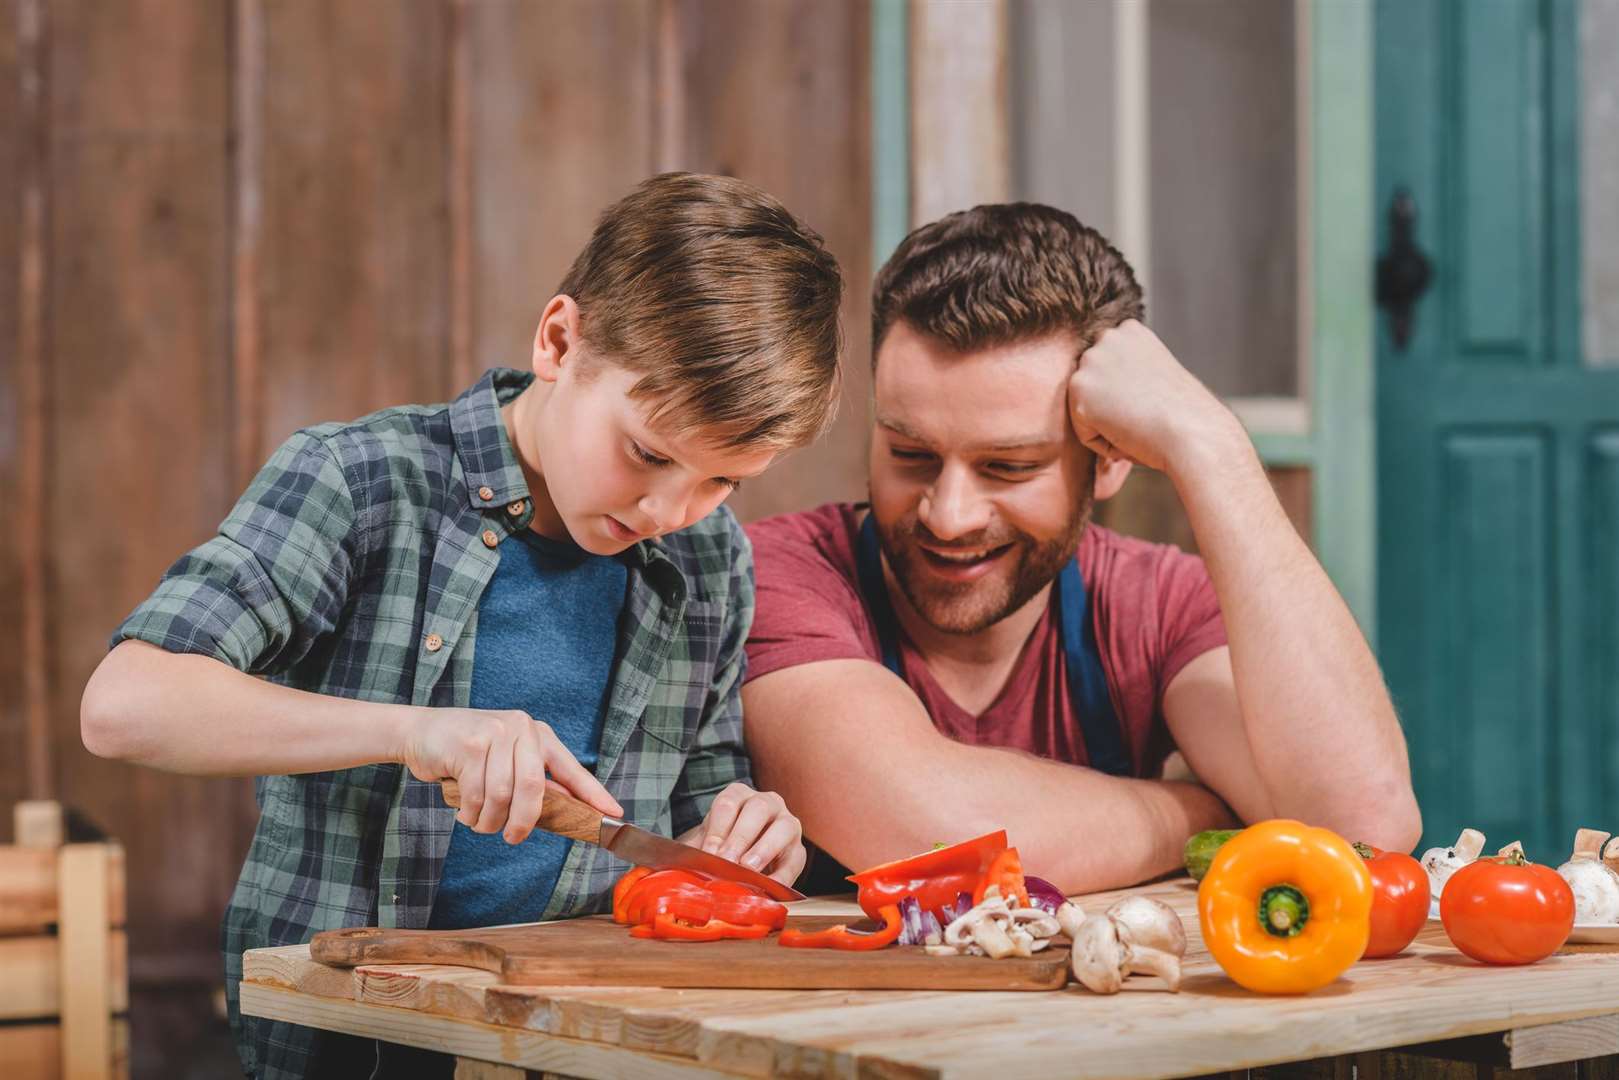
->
<box><xmin>638</xmin><ymin>489</ymin><xmax>689</xmax><ymax>535</ymax></box>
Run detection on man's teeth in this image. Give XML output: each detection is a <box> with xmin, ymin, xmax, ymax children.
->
<box><xmin>930</xmin><ymin>548</ymin><xmax>993</xmax><ymax>562</ymax></box>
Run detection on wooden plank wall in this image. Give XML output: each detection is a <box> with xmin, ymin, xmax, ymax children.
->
<box><xmin>0</xmin><ymin>2</ymin><xmax>871</xmax><ymax>1074</ymax></box>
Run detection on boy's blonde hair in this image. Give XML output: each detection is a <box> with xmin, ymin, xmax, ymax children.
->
<box><xmin>558</xmin><ymin>173</ymin><xmax>843</xmax><ymax>450</ymax></box>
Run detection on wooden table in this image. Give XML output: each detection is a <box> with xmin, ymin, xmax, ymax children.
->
<box><xmin>240</xmin><ymin>879</ymin><xmax>1619</xmax><ymax>1080</ymax></box>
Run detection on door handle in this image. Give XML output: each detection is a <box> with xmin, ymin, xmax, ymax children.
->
<box><xmin>1375</xmin><ymin>188</ymin><xmax>1433</xmax><ymax>350</ymax></box>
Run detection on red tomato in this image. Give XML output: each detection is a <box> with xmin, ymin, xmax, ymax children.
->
<box><xmin>1359</xmin><ymin>848</ymin><xmax>1431</xmax><ymax>958</ymax></box>
<box><xmin>1439</xmin><ymin>855</ymin><xmax>1574</xmax><ymax>965</ymax></box>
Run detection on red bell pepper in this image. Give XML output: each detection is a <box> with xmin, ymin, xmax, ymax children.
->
<box><xmin>779</xmin><ymin>903</ymin><xmax>903</xmax><ymax>951</ymax></box>
<box><xmin>973</xmin><ymin>847</ymin><xmax>1030</xmax><ymax>908</ymax></box>
<box><xmin>630</xmin><ymin>913</ymin><xmax>774</xmax><ymax>941</ymax></box>
<box><xmin>612</xmin><ymin>868</ymin><xmax>787</xmax><ymax>941</ymax></box>
<box><xmin>846</xmin><ymin>830</ymin><xmax>1010</xmax><ymax>920</ymax></box>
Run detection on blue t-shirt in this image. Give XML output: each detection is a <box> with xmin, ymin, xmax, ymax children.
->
<box><xmin>428</xmin><ymin>528</ymin><xmax>627</xmax><ymax>928</ymax></box>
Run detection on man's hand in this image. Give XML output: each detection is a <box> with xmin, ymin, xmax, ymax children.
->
<box><xmin>1068</xmin><ymin>319</ymin><xmax>1244</xmax><ymax>475</ymax></box>
<box><xmin>398</xmin><ymin>708</ymin><xmax>624</xmax><ymax>845</ymax></box>
<box><xmin>686</xmin><ymin>783</ymin><xmax>806</xmax><ymax>886</ymax></box>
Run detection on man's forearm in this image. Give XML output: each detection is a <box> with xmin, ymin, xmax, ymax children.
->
<box><xmin>744</xmin><ymin>664</ymin><xmax>1235</xmax><ymax>897</ymax></box>
<box><xmin>1168</xmin><ymin>423</ymin><xmax>1420</xmax><ymax>848</ymax></box>
<box><xmin>81</xmin><ymin>639</ymin><xmax>412</xmax><ymax>776</ymax></box>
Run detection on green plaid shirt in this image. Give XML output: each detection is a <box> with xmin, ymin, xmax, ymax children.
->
<box><xmin>114</xmin><ymin>369</ymin><xmax>754</xmax><ymax>1079</ymax></box>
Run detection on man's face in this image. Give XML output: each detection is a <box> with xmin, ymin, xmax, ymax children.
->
<box><xmin>868</xmin><ymin>321</ymin><xmax>1096</xmax><ymax>635</ymax></box>
<box><xmin>530</xmin><ymin>358</ymin><xmax>776</xmax><ymax>556</ymax></box>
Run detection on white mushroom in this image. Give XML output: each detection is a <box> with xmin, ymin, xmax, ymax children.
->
<box><xmin>935</xmin><ymin>885</ymin><xmax>1065</xmax><ymax>959</ymax></box>
<box><xmin>1419</xmin><ymin>828</ymin><xmax>1485</xmax><ymax>899</ymax></box>
<box><xmin>1557</xmin><ymin>829</ymin><xmax>1619</xmax><ymax>925</ymax></box>
<box><xmin>1496</xmin><ymin>840</ymin><xmax>1525</xmax><ymax>860</ymax></box>
<box><xmin>1106</xmin><ymin>896</ymin><xmax>1188</xmax><ymax>960</ymax></box>
<box><xmin>1070</xmin><ymin>900</ymin><xmax>1185</xmax><ymax>994</ymax></box>
<box><xmin>1055</xmin><ymin>899</ymin><xmax>1088</xmax><ymax>940</ymax></box>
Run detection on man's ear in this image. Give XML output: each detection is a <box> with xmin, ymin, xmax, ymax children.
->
<box><xmin>531</xmin><ymin>294</ymin><xmax>582</xmax><ymax>382</ymax></box>
<box><xmin>1093</xmin><ymin>454</ymin><xmax>1134</xmax><ymax>501</ymax></box>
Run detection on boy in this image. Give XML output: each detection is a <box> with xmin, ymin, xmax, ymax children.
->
<box><xmin>81</xmin><ymin>173</ymin><xmax>842</xmax><ymax>1079</ymax></box>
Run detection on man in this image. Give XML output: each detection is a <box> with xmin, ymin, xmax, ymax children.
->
<box><xmin>741</xmin><ymin>202</ymin><xmax>1420</xmax><ymax>894</ymax></box>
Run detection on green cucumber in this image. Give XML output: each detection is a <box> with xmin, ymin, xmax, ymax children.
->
<box><xmin>1184</xmin><ymin>829</ymin><xmax>1242</xmax><ymax>881</ymax></box>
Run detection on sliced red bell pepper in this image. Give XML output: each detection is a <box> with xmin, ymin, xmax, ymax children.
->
<box><xmin>973</xmin><ymin>847</ymin><xmax>1029</xmax><ymax>908</ymax></box>
<box><xmin>611</xmin><ymin>867</ymin><xmax>654</xmax><ymax>924</ymax></box>
<box><xmin>613</xmin><ymin>868</ymin><xmax>787</xmax><ymax>940</ymax></box>
<box><xmin>779</xmin><ymin>903</ymin><xmax>903</xmax><ymax>951</ymax></box>
<box><xmin>846</xmin><ymin>831</ymin><xmax>1009</xmax><ymax>920</ymax></box>
<box><xmin>630</xmin><ymin>913</ymin><xmax>774</xmax><ymax>941</ymax></box>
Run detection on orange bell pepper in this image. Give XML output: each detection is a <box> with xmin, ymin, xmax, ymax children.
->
<box><xmin>779</xmin><ymin>903</ymin><xmax>903</xmax><ymax>951</ymax></box>
<box><xmin>1197</xmin><ymin>819</ymin><xmax>1373</xmax><ymax>994</ymax></box>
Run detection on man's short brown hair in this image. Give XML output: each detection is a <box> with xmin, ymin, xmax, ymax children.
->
<box><xmin>558</xmin><ymin>172</ymin><xmax>843</xmax><ymax>450</ymax></box>
<box><xmin>870</xmin><ymin>203</ymin><xmax>1143</xmax><ymax>361</ymax></box>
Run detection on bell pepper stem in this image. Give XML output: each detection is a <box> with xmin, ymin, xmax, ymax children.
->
<box><xmin>1258</xmin><ymin>885</ymin><xmax>1309</xmax><ymax>938</ymax></box>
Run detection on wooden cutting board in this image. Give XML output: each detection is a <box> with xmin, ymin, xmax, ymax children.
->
<box><xmin>310</xmin><ymin>915</ymin><xmax>1070</xmax><ymax>991</ymax></box>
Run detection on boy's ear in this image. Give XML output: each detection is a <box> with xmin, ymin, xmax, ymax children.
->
<box><xmin>532</xmin><ymin>294</ymin><xmax>582</xmax><ymax>382</ymax></box>
<box><xmin>1093</xmin><ymin>454</ymin><xmax>1134</xmax><ymax>501</ymax></box>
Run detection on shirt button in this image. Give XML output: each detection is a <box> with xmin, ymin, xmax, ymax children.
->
<box><xmin>477</xmin><ymin>485</ymin><xmax>494</xmax><ymax>501</ymax></box>
<box><xmin>424</xmin><ymin>633</ymin><xmax>443</xmax><ymax>653</ymax></box>
<box><xmin>507</xmin><ymin>499</ymin><xmax>526</xmax><ymax>517</ymax></box>
<box><xmin>482</xmin><ymin>529</ymin><xmax>499</xmax><ymax>548</ymax></box>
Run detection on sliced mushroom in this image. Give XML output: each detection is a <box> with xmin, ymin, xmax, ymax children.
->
<box><xmin>936</xmin><ymin>886</ymin><xmax>1066</xmax><ymax>958</ymax></box>
<box><xmin>1070</xmin><ymin>902</ymin><xmax>1186</xmax><ymax>994</ymax></box>
<box><xmin>1558</xmin><ymin>828</ymin><xmax>1619</xmax><ymax>925</ymax></box>
<box><xmin>1055</xmin><ymin>899</ymin><xmax>1087</xmax><ymax>940</ymax></box>
<box><xmin>1419</xmin><ymin>828</ymin><xmax>1486</xmax><ymax>899</ymax></box>
<box><xmin>1496</xmin><ymin>840</ymin><xmax>1525</xmax><ymax>859</ymax></box>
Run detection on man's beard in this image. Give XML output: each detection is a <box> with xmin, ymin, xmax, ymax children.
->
<box><xmin>874</xmin><ymin>498</ymin><xmax>1092</xmax><ymax>636</ymax></box>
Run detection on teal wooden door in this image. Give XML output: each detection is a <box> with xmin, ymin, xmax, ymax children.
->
<box><xmin>1376</xmin><ymin>0</ymin><xmax>1619</xmax><ymax>862</ymax></box>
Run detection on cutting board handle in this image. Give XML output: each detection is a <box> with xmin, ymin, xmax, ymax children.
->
<box><xmin>310</xmin><ymin>927</ymin><xmax>507</xmax><ymax>974</ymax></box>
<box><xmin>437</xmin><ymin>777</ymin><xmax>607</xmax><ymax>843</ymax></box>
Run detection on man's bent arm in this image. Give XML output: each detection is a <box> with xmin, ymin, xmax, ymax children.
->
<box><xmin>1169</xmin><ymin>426</ymin><xmax>1422</xmax><ymax>851</ymax></box>
<box><xmin>743</xmin><ymin>659</ymin><xmax>1235</xmax><ymax>894</ymax></box>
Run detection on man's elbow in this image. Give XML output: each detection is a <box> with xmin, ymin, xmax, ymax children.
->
<box><xmin>1340</xmin><ymin>785</ymin><xmax>1423</xmax><ymax>854</ymax></box>
<box><xmin>80</xmin><ymin>653</ymin><xmax>141</xmax><ymax>761</ymax></box>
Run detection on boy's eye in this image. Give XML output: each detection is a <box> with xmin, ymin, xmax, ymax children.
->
<box><xmin>631</xmin><ymin>441</ymin><xmax>670</xmax><ymax>467</ymax></box>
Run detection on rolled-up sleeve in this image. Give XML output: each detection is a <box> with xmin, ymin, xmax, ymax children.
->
<box><xmin>112</xmin><ymin>430</ymin><xmax>358</xmax><ymax>676</ymax></box>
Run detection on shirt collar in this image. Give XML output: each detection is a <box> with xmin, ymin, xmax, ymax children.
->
<box><xmin>449</xmin><ymin>367</ymin><xmax>534</xmax><ymax>510</ymax></box>
<box><xmin>447</xmin><ymin>366</ymin><xmax>675</xmax><ymax>576</ymax></box>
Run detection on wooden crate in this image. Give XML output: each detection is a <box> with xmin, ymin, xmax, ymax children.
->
<box><xmin>0</xmin><ymin>802</ymin><xmax>129</xmax><ymax>1080</ymax></box>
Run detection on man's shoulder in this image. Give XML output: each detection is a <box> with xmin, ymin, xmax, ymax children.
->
<box><xmin>1082</xmin><ymin>523</ymin><xmax>1204</xmax><ymax>579</ymax></box>
<box><xmin>745</xmin><ymin>501</ymin><xmax>861</xmax><ymax>573</ymax></box>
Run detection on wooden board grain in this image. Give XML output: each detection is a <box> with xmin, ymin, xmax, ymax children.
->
<box><xmin>310</xmin><ymin>915</ymin><xmax>1069</xmax><ymax>991</ymax></box>
<box><xmin>247</xmin><ymin>883</ymin><xmax>1619</xmax><ymax>1080</ymax></box>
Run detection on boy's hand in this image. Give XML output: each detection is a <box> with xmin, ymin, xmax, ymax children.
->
<box><xmin>1068</xmin><ymin>319</ymin><xmax>1246</xmax><ymax>477</ymax></box>
<box><xmin>689</xmin><ymin>783</ymin><xmax>807</xmax><ymax>886</ymax></box>
<box><xmin>398</xmin><ymin>707</ymin><xmax>624</xmax><ymax>844</ymax></box>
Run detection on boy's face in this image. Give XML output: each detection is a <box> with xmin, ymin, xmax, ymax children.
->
<box><xmin>515</xmin><ymin>300</ymin><xmax>776</xmax><ymax>555</ymax></box>
<box><xmin>867</xmin><ymin>321</ymin><xmax>1097</xmax><ymax>635</ymax></box>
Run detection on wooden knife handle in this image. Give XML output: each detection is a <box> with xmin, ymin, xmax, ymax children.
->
<box><xmin>437</xmin><ymin>777</ymin><xmax>607</xmax><ymax>843</ymax></box>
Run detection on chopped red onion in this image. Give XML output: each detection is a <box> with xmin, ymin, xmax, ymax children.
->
<box><xmin>1023</xmin><ymin>875</ymin><xmax>1067</xmax><ymax>914</ymax></box>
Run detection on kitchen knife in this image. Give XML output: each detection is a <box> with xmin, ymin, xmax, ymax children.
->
<box><xmin>438</xmin><ymin>777</ymin><xmax>805</xmax><ymax>902</ymax></box>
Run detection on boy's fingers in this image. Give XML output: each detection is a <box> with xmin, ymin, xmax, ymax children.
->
<box><xmin>718</xmin><ymin>796</ymin><xmax>776</xmax><ymax>863</ymax></box>
<box><xmin>475</xmin><ymin>736</ymin><xmax>517</xmax><ymax>835</ymax></box>
<box><xmin>770</xmin><ymin>841</ymin><xmax>809</xmax><ymax>886</ymax></box>
<box><xmin>505</xmin><ymin>735</ymin><xmax>547</xmax><ymax>844</ymax></box>
<box><xmin>541</xmin><ymin>730</ymin><xmax>624</xmax><ymax>819</ymax></box>
<box><xmin>699</xmin><ymin>787</ymin><xmax>746</xmax><ymax>854</ymax></box>
<box><xmin>456</xmin><ymin>744</ymin><xmax>488</xmax><ymax>830</ymax></box>
<box><xmin>738</xmin><ymin>815</ymin><xmax>801</xmax><ymax>874</ymax></box>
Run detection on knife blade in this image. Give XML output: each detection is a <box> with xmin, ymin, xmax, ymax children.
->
<box><xmin>438</xmin><ymin>778</ymin><xmax>805</xmax><ymax>902</ymax></box>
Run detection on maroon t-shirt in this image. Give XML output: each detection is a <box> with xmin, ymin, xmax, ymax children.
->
<box><xmin>744</xmin><ymin>502</ymin><xmax>1228</xmax><ymax>779</ymax></box>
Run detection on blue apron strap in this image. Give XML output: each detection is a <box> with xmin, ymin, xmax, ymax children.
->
<box><xmin>856</xmin><ymin>513</ymin><xmax>905</xmax><ymax>679</ymax></box>
<box><xmin>1056</xmin><ymin>557</ymin><xmax>1132</xmax><ymax>776</ymax></box>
